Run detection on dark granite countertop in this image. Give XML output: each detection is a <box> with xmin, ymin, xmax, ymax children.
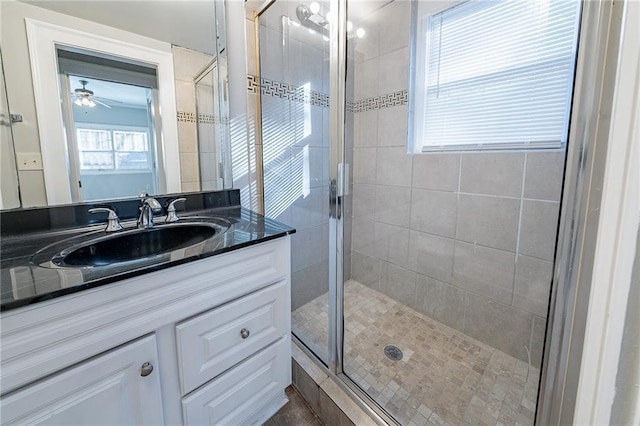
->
<box><xmin>0</xmin><ymin>190</ymin><xmax>294</xmax><ymax>311</ymax></box>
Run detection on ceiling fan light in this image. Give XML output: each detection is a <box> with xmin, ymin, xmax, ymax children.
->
<box><xmin>74</xmin><ymin>98</ymin><xmax>83</xmax><ymax>106</ymax></box>
<box><xmin>88</xmin><ymin>99</ymin><xmax>96</xmax><ymax>107</ymax></box>
<box><xmin>81</xmin><ymin>97</ymin><xmax>91</xmax><ymax>106</ymax></box>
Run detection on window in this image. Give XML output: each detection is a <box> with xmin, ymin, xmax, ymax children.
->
<box><xmin>411</xmin><ymin>0</ymin><xmax>581</xmax><ymax>152</ymax></box>
<box><xmin>77</xmin><ymin>127</ymin><xmax>152</xmax><ymax>171</ymax></box>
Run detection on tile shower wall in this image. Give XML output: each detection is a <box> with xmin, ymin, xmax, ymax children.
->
<box><xmin>172</xmin><ymin>46</ymin><xmax>213</xmax><ymax>192</ymax></box>
<box><xmin>348</xmin><ymin>0</ymin><xmax>564</xmax><ymax>366</ymax></box>
<box><xmin>257</xmin><ymin>2</ymin><xmax>331</xmax><ymax>312</ymax></box>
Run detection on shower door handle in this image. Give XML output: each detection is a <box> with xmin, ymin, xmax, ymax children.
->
<box><xmin>330</xmin><ymin>163</ymin><xmax>349</xmax><ymax>219</ymax></box>
<box><xmin>337</xmin><ymin>163</ymin><xmax>349</xmax><ymax>197</ymax></box>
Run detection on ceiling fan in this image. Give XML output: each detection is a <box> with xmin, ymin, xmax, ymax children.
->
<box><xmin>72</xmin><ymin>80</ymin><xmax>112</xmax><ymax>108</ymax></box>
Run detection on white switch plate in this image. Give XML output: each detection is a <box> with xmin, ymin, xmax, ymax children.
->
<box><xmin>16</xmin><ymin>153</ymin><xmax>43</xmax><ymax>170</ymax></box>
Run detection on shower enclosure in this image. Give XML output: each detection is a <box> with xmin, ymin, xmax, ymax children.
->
<box><xmin>254</xmin><ymin>0</ymin><xmax>610</xmax><ymax>424</ymax></box>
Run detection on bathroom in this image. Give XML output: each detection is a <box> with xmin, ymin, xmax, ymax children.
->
<box><xmin>0</xmin><ymin>0</ymin><xmax>638</xmax><ymax>425</ymax></box>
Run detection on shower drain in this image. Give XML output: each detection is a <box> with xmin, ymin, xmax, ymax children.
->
<box><xmin>384</xmin><ymin>345</ymin><xmax>403</xmax><ymax>361</ymax></box>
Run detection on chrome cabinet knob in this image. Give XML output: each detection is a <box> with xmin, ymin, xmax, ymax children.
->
<box><xmin>240</xmin><ymin>328</ymin><xmax>250</xmax><ymax>339</ymax></box>
<box><xmin>140</xmin><ymin>361</ymin><xmax>154</xmax><ymax>377</ymax></box>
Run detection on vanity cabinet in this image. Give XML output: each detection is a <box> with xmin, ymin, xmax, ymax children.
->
<box><xmin>0</xmin><ymin>236</ymin><xmax>292</xmax><ymax>425</ymax></box>
<box><xmin>0</xmin><ymin>335</ymin><xmax>164</xmax><ymax>425</ymax></box>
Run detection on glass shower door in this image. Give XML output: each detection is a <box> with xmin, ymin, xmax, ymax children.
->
<box><xmin>258</xmin><ymin>0</ymin><xmax>333</xmax><ymax>365</ymax></box>
<box><xmin>341</xmin><ymin>1</ymin><xmax>580</xmax><ymax>425</ymax></box>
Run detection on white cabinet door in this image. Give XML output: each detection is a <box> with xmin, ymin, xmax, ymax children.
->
<box><xmin>176</xmin><ymin>280</ymin><xmax>288</xmax><ymax>394</ymax></box>
<box><xmin>182</xmin><ymin>337</ymin><xmax>290</xmax><ymax>426</ymax></box>
<box><xmin>0</xmin><ymin>335</ymin><xmax>164</xmax><ymax>426</ymax></box>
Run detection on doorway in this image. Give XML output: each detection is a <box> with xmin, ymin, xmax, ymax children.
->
<box><xmin>58</xmin><ymin>50</ymin><xmax>162</xmax><ymax>202</ymax></box>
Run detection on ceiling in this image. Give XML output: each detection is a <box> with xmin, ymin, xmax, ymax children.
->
<box><xmin>69</xmin><ymin>75</ymin><xmax>150</xmax><ymax>109</ymax></box>
<box><xmin>20</xmin><ymin>0</ymin><xmax>217</xmax><ymax>54</ymax></box>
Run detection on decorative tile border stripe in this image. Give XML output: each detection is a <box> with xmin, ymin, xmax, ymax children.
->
<box><xmin>177</xmin><ymin>111</ymin><xmax>228</xmax><ymax>125</ymax></box>
<box><xmin>247</xmin><ymin>75</ymin><xmax>260</xmax><ymax>94</ymax></box>
<box><xmin>247</xmin><ymin>74</ymin><xmax>329</xmax><ymax>108</ymax></box>
<box><xmin>352</xmin><ymin>90</ymin><xmax>408</xmax><ymax>113</ymax></box>
<box><xmin>197</xmin><ymin>114</ymin><xmax>217</xmax><ymax>124</ymax></box>
<box><xmin>246</xmin><ymin>74</ymin><xmax>407</xmax><ymax>113</ymax></box>
<box><xmin>177</xmin><ymin>111</ymin><xmax>196</xmax><ymax>123</ymax></box>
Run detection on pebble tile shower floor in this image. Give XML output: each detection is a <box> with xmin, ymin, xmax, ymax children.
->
<box><xmin>292</xmin><ymin>281</ymin><xmax>540</xmax><ymax>426</ymax></box>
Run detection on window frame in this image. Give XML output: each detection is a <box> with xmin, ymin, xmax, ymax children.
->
<box><xmin>410</xmin><ymin>0</ymin><xmax>581</xmax><ymax>154</ymax></box>
<box><xmin>75</xmin><ymin>123</ymin><xmax>154</xmax><ymax>173</ymax></box>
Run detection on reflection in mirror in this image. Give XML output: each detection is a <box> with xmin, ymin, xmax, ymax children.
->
<box><xmin>59</xmin><ymin>51</ymin><xmax>163</xmax><ymax>201</ymax></box>
<box><xmin>0</xmin><ymin>48</ymin><xmax>21</xmax><ymax>209</ymax></box>
<box><xmin>0</xmin><ymin>0</ymin><xmax>231</xmax><ymax>209</ymax></box>
<box><xmin>195</xmin><ymin>58</ymin><xmax>232</xmax><ymax>191</ymax></box>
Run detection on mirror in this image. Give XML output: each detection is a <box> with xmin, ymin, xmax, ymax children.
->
<box><xmin>0</xmin><ymin>0</ymin><xmax>231</xmax><ymax>209</ymax></box>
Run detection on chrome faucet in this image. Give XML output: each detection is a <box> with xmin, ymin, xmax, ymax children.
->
<box><xmin>89</xmin><ymin>207</ymin><xmax>123</xmax><ymax>232</ymax></box>
<box><xmin>138</xmin><ymin>192</ymin><xmax>162</xmax><ymax>228</ymax></box>
<box><xmin>165</xmin><ymin>198</ymin><xmax>187</xmax><ymax>223</ymax></box>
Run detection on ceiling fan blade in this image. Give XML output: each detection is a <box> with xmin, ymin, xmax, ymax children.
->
<box><xmin>94</xmin><ymin>96</ymin><xmax>127</xmax><ymax>104</ymax></box>
<box><xmin>93</xmin><ymin>98</ymin><xmax>112</xmax><ymax>109</ymax></box>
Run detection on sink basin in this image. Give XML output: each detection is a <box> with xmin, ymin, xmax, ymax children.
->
<box><xmin>49</xmin><ymin>223</ymin><xmax>219</xmax><ymax>267</ymax></box>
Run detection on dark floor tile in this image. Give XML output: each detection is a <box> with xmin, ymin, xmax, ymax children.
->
<box><xmin>306</xmin><ymin>417</ymin><xmax>324</xmax><ymax>426</ymax></box>
<box><xmin>265</xmin><ymin>386</ymin><xmax>319</xmax><ymax>426</ymax></box>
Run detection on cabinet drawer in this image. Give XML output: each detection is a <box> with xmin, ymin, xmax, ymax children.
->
<box><xmin>182</xmin><ymin>337</ymin><xmax>289</xmax><ymax>425</ymax></box>
<box><xmin>0</xmin><ymin>335</ymin><xmax>164</xmax><ymax>426</ymax></box>
<box><xmin>176</xmin><ymin>280</ymin><xmax>288</xmax><ymax>394</ymax></box>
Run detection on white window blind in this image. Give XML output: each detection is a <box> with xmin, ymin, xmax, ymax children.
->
<box><xmin>416</xmin><ymin>0</ymin><xmax>580</xmax><ymax>151</ymax></box>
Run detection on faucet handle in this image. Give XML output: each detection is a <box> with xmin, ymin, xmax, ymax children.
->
<box><xmin>165</xmin><ymin>198</ymin><xmax>187</xmax><ymax>223</ymax></box>
<box><xmin>89</xmin><ymin>207</ymin><xmax>123</xmax><ymax>232</ymax></box>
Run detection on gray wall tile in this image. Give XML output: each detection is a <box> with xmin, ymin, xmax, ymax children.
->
<box><xmin>290</xmin><ymin>146</ymin><xmax>326</xmax><ymax>189</ymax></box>
<box><xmin>292</xmin><ymin>227</ymin><xmax>323</xmax><ymax>272</ymax></box>
<box><xmin>357</xmin><ymin>110</ymin><xmax>378</xmax><ymax>148</ymax></box>
<box><xmin>351</xmin><ymin>251</ymin><xmax>381</xmax><ymax>290</ymax></box>
<box><xmin>408</xmin><ymin>231</ymin><xmax>455</xmax><ymax>282</ymax></box>
<box><xmin>464</xmin><ymin>293</ymin><xmax>535</xmax><ymax>363</ymax></box>
<box><xmin>354</xmin><ymin>57</ymin><xmax>379</xmax><ymax>100</ymax></box>
<box><xmin>514</xmin><ymin>255</ymin><xmax>553</xmax><ymax>318</ymax></box>
<box><xmin>374</xmin><ymin>223</ymin><xmax>410</xmax><ymax>269</ymax></box>
<box><xmin>460</xmin><ymin>152</ymin><xmax>525</xmax><ymax>197</ymax></box>
<box><xmin>378</xmin><ymin>0</ymin><xmax>410</xmax><ymax>55</ymax></box>
<box><xmin>415</xmin><ymin>275</ymin><xmax>466</xmax><ymax>331</ymax></box>
<box><xmin>353</xmin><ymin>148</ymin><xmax>377</xmax><ymax>184</ymax></box>
<box><xmin>291</xmin><ymin>262</ymin><xmax>328</xmax><ymax>310</ymax></box>
<box><xmin>524</xmin><ymin>151</ymin><xmax>565</xmax><ymax>201</ymax></box>
<box><xmin>378</xmin><ymin>47</ymin><xmax>409</xmax><ymax>95</ymax></box>
<box><xmin>410</xmin><ymin>189</ymin><xmax>458</xmax><ymax>238</ymax></box>
<box><xmin>319</xmin><ymin>387</ymin><xmax>355</xmax><ymax>426</ymax></box>
<box><xmin>293</xmin><ymin>361</ymin><xmax>320</xmax><ymax>414</ymax></box>
<box><xmin>352</xmin><ymin>217</ymin><xmax>376</xmax><ymax>257</ymax></box>
<box><xmin>519</xmin><ymin>200</ymin><xmax>560</xmax><ymax>261</ymax></box>
<box><xmin>289</xmin><ymin>186</ymin><xmax>327</xmax><ymax>231</ymax></box>
<box><xmin>352</xmin><ymin>184</ymin><xmax>376</xmax><ymax>220</ymax></box>
<box><xmin>412</xmin><ymin>153</ymin><xmax>460</xmax><ymax>192</ymax></box>
<box><xmin>375</xmin><ymin>147</ymin><xmax>412</xmax><ymax>187</ymax></box>
<box><xmin>377</xmin><ymin>104</ymin><xmax>408</xmax><ymax>147</ymax></box>
<box><xmin>456</xmin><ymin>194</ymin><xmax>521</xmax><ymax>252</ymax></box>
<box><xmin>375</xmin><ymin>186</ymin><xmax>411</xmax><ymax>226</ymax></box>
<box><xmin>453</xmin><ymin>241</ymin><xmax>516</xmax><ymax>304</ymax></box>
<box><xmin>380</xmin><ymin>262</ymin><xmax>417</xmax><ymax>308</ymax></box>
